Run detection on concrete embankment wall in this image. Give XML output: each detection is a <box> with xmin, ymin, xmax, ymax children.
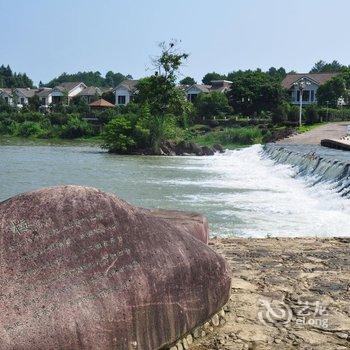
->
<box><xmin>263</xmin><ymin>144</ymin><xmax>350</xmax><ymax>198</ymax></box>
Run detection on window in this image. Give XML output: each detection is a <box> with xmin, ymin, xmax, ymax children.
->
<box><xmin>20</xmin><ymin>98</ymin><xmax>25</xmax><ymax>104</ymax></box>
<box><xmin>187</xmin><ymin>93</ymin><xmax>198</xmax><ymax>102</ymax></box>
<box><xmin>303</xmin><ymin>91</ymin><xmax>310</xmax><ymax>102</ymax></box>
<box><xmin>41</xmin><ymin>98</ymin><xmax>46</xmax><ymax>105</ymax></box>
<box><xmin>118</xmin><ymin>95</ymin><xmax>126</xmax><ymax>105</ymax></box>
<box><xmin>311</xmin><ymin>90</ymin><xmax>315</xmax><ymax>102</ymax></box>
<box><xmin>297</xmin><ymin>90</ymin><xmax>311</xmax><ymax>102</ymax></box>
<box><xmin>4</xmin><ymin>97</ymin><xmax>8</xmax><ymax>103</ymax></box>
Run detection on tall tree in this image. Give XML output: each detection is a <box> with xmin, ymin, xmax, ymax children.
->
<box><xmin>226</xmin><ymin>70</ymin><xmax>287</xmax><ymax>115</ymax></box>
<box><xmin>202</xmin><ymin>72</ymin><xmax>226</xmax><ymax>85</ymax></box>
<box><xmin>310</xmin><ymin>60</ymin><xmax>346</xmax><ymax>73</ymax></box>
<box><xmin>0</xmin><ymin>64</ymin><xmax>33</xmax><ymax>88</ymax></box>
<box><xmin>179</xmin><ymin>76</ymin><xmax>196</xmax><ymax>85</ymax></box>
<box><xmin>135</xmin><ymin>41</ymin><xmax>190</xmax><ymax>150</ymax></box>
<box><xmin>317</xmin><ymin>76</ymin><xmax>346</xmax><ymax>107</ymax></box>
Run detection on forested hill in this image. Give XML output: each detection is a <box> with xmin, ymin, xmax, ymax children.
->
<box><xmin>0</xmin><ymin>65</ymin><xmax>33</xmax><ymax>88</ymax></box>
<box><xmin>44</xmin><ymin>71</ymin><xmax>133</xmax><ymax>88</ymax></box>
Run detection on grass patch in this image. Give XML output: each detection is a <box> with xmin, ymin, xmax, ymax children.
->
<box><xmin>297</xmin><ymin>122</ymin><xmax>327</xmax><ymax>133</ymax></box>
<box><xmin>194</xmin><ymin>127</ymin><xmax>263</xmax><ymax>148</ymax></box>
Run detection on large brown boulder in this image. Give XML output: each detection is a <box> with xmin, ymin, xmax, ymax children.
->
<box><xmin>0</xmin><ymin>186</ymin><xmax>231</xmax><ymax>350</ymax></box>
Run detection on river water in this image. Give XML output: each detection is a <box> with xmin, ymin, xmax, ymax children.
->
<box><xmin>1</xmin><ymin>144</ymin><xmax>349</xmax><ymax>237</ymax></box>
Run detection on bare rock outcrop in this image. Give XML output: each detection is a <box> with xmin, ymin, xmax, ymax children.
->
<box><xmin>0</xmin><ymin>186</ymin><xmax>230</xmax><ymax>350</ymax></box>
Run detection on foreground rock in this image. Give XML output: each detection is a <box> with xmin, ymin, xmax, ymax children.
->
<box><xmin>191</xmin><ymin>237</ymin><xmax>350</xmax><ymax>350</ymax></box>
<box><xmin>0</xmin><ymin>186</ymin><xmax>231</xmax><ymax>350</ymax></box>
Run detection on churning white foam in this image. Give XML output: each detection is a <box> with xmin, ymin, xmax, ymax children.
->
<box><xmin>166</xmin><ymin>145</ymin><xmax>350</xmax><ymax>237</ymax></box>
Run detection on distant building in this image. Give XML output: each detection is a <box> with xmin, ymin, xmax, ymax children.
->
<box><xmin>185</xmin><ymin>80</ymin><xmax>233</xmax><ymax>102</ymax></box>
<box><xmin>0</xmin><ymin>88</ymin><xmax>14</xmax><ymax>105</ymax></box>
<box><xmin>14</xmin><ymin>88</ymin><xmax>37</xmax><ymax>106</ymax></box>
<box><xmin>281</xmin><ymin>73</ymin><xmax>339</xmax><ymax>105</ymax></box>
<box><xmin>51</xmin><ymin>82</ymin><xmax>87</xmax><ymax>104</ymax></box>
<box><xmin>114</xmin><ymin>80</ymin><xmax>138</xmax><ymax>106</ymax></box>
<box><xmin>36</xmin><ymin>88</ymin><xmax>53</xmax><ymax>106</ymax></box>
<box><xmin>77</xmin><ymin>86</ymin><xmax>103</xmax><ymax>103</ymax></box>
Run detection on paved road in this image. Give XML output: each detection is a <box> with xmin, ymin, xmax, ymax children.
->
<box><xmin>277</xmin><ymin>122</ymin><xmax>349</xmax><ymax>145</ymax></box>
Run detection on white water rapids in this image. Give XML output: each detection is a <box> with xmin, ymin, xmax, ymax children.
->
<box><xmin>0</xmin><ymin>144</ymin><xmax>349</xmax><ymax>237</ymax></box>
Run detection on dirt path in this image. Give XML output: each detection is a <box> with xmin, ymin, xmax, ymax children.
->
<box><xmin>277</xmin><ymin>122</ymin><xmax>349</xmax><ymax>145</ymax></box>
<box><xmin>191</xmin><ymin>237</ymin><xmax>350</xmax><ymax>350</ymax></box>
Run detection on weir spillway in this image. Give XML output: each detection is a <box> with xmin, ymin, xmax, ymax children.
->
<box><xmin>263</xmin><ymin>144</ymin><xmax>350</xmax><ymax>199</ymax></box>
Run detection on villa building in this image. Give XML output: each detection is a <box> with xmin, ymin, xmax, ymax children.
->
<box><xmin>77</xmin><ymin>86</ymin><xmax>103</xmax><ymax>103</ymax></box>
<box><xmin>114</xmin><ymin>79</ymin><xmax>139</xmax><ymax>106</ymax></box>
<box><xmin>281</xmin><ymin>73</ymin><xmax>339</xmax><ymax>105</ymax></box>
<box><xmin>51</xmin><ymin>82</ymin><xmax>87</xmax><ymax>104</ymax></box>
<box><xmin>0</xmin><ymin>88</ymin><xmax>14</xmax><ymax>105</ymax></box>
<box><xmin>36</xmin><ymin>88</ymin><xmax>53</xmax><ymax>106</ymax></box>
<box><xmin>185</xmin><ymin>80</ymin><xmax>233</xmax><ymax>102</ymax></box>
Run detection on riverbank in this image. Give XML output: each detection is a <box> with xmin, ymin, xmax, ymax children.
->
<box><xmin>191</xmin><ymin>237</ymin><xmax>350</xmax><ymax>350</ymax></box>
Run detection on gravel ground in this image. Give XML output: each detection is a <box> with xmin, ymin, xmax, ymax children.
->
<box><xmin>191</xmin><ymin>237</ymin><xmax>350</xmax><ymax>350</ymax></box>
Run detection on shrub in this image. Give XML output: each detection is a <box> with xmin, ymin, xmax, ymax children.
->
<box><xmin>102</xmin><ymin>115</ymin><xmax>137</xmax><ymax>153</ymax></box>
<box><xmin>305</xmin><ymin>104</ymin><xmax>319</xmax><ymax>125</ymax></box>
<box><xmin>16</xmin><ymin>121</ymin><xmax>44</xmax><ymax>137</ymax></box>
<box><xmin>287</xmin><ymin>105</ymin><xmax>301</xmax><ymax>123</ymax></box>
<box><xmin>196</xmin><ymin>127</ymin><xmax>263</xmax><ymax>146</ymax></box>
<box><xmin>60</xmin><ymin>115</ymin><xmax>91</xmax><ymax>139</ymax></box>
<box><xmin>194</xmin><ymin>92</ymin><xmax>232</xmax><ymax>120</ymax></box>
<box><xmin>272</xmin><ymin>104</ymin><xmax>289</xmax><ymax>124</ymax></box>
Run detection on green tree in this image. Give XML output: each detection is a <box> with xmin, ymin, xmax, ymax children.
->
<box><xmin>180</xmin><ymin>76</ymin><xmax>196</xmax><ymax>85</ymax></box>
<box><xmin>194</xmin><ymin>91</ymin><xmax>232</xmax><ymax>119</ymax></box>
<box><xmin>310</xmin><ymin>60</ymin><xmax>346</xmax><ymax>73</ymax></box>
<box><xmin>134</xmin><ymin>41</ymin><xmax>190</xmax><ymax>151</ymax></box>
<box><xmin>202</xmin><ymin>72</ymin><xmax>226</xmax><ymax>85</ymax></box>
<box><xmin>60</xmin><ymin>115</ymin><xmax>91</xmax><ymax>138</ymax></box>
<box><xmin>317</xmin><ymin>76</ymin><xmax>346</xmax><ymax>107</ymax></box>
<box><xmin>226</xmin><ymin>70</ymin><xmax>287</xmax><ymax>116</ymax></box>
<box><xmin>0</xmin><ymin>65</ymin><xmax>33</xmax><ymax>88</ymax></box>
<box><xmin>102</xmin><ymin>116</ymin><xmax>136</xmax><ymax>153</ymax></box>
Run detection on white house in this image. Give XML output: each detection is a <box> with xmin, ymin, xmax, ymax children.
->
<box><xmin>185</xmin><ymin>80</ymin><xmax>233</xmax><ymax>102</ymax></box>
<box><xmin>14</xmin><ymin>88</ymin><xmax>37</xmax><ymax>106</ymax></box>
<box><xmin>51</xmin><ymin>82</ymin><xmax>87</xmax><ymax>104</ymax></box>
<box><xmin>281</xmin><ymin>73</ymin><xmax>339</xmax><ymax>105</ymax></box>
<box><xmin>77</xmin><ymin>86</ymin><xmax>103</xmax><ymax>103</ymax></box>
<box><xmin>114</xmin><ymin>80</ymin><xmax>138</xmax><ymax>106</ymax></box>
<box><xmin>0</xmin><ymin>88</ymin><xmax>14</xmax><ymax>105</ymax></box>
<box><xmin>36</xmin><ymin>88</ymin><xmax>53</xmax><ymax>106</ymax></box>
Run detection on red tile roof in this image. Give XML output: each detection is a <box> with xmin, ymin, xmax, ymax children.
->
<box><xmin>89</xmin><ymin>98</ymin><xmax>114</xmax><ymax>108</ymax></box>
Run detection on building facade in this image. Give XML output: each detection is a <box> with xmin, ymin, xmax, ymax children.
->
<box><xmin>281</xmin><ymin>73</ymin><xmax>339</xmax><ymax>105</ymax></box>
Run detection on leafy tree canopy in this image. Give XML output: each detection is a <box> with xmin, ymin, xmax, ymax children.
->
<box><xmin>226</xmin><ymin>70</ymin><xmax>287</xmax><ymax>115</ymax></box>
<box><xmin>317</xmin><ymin>75</ymin><xmax>347</xmax><ymax>107</ymax></box>
<box><xmin>202</xmin><ymin>72</ymin><xmax>227</xmax><ymax>85</ymax></box>
<box><xmin>179</xmin><ymin>76</ymin><xmax>196</xmax><ymax>85</ymax></box>
<box><xmin>45</xmin><ymin>71</ymin><xmax>132</xmax><ymax>88</ymax></box>
<box><xmin>310</xmin><ymin>60</ymin><xmax>347</xmax><ymax>73</ymax></box>
<box><xmin>0</xmin><ymin>65</ymin><xmax>33</xmax><ymax>88</ymax></box>
<box><xmin>194</xmin><ymin>91</ymin><xmax>232</xmax><ymax>119</ymax></box>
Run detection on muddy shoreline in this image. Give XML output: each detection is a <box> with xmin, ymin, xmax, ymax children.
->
<box><xmin>191</xmin><ymin>237</ymin><xmax>350</xmax><ymax>350</ymax></box>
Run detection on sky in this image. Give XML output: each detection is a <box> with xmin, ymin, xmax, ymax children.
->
<box><xmin>1</xmin><ymin>0</ymin><xmax>350</xmax><ymax>85</ymax></box>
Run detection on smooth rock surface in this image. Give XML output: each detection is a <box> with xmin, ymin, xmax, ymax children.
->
<box><xmin>0</xmin><ymin>186</ymin><xmax>231</xmax><ymax>350</ymax></box>
<box><xmin>146</xmin><ymin>209</ymin><xmax>209</xmax><ymax>244</ymax></box>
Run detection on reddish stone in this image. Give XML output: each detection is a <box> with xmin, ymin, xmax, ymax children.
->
<box><xmin>0</xmin><ymin>186</ymin><xmax>231</xmax><ymax>350</ymax></box>
<box><xmin>145</xmin><ymin>209</ymin><xmax>209</xmax><ymax>244</ymax></box>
